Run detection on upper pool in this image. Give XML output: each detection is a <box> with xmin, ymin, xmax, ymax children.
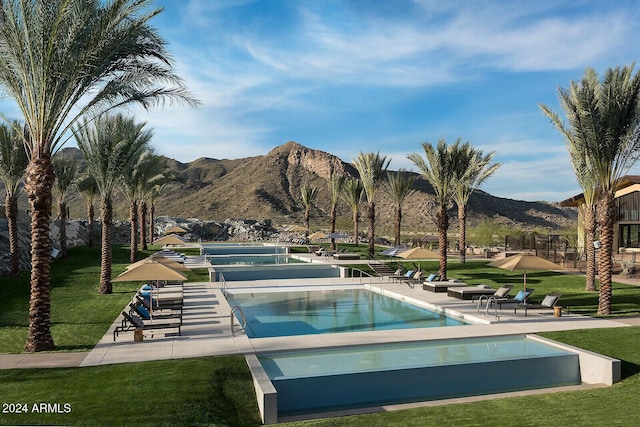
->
<box><xmin>209</xmin><ymin>254</ymin><xmax>306</xmax><ymax>265</ymax></box>
<box><xmin>226</xmin><ymin>286</ymin><xmax>468</xmax><ymax>338</ymax></box>
<box><xmin>202</xmin><ymin>244</ymin><xmax>288</xmax><ymax>255</ymax></box>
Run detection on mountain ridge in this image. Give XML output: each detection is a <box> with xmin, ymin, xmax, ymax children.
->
<box><xmin>11</xmin><ymin>141</ymin><xmax>577</xmax><ymax>233</ymax></box>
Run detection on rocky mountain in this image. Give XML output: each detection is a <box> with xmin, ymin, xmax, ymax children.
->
<box><xmin>3</xmin><ymin>141</ymin><xmax>577</xmax><ymax>235</ymax></box>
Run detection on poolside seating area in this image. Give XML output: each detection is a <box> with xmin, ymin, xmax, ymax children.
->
<box><xmin>113</xmin><ymin>279</ymin><xmax>185</xmax><ymax>341</ymax></box>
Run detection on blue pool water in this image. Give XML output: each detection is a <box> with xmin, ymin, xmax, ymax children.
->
<box><xmin>212</xmin><ymin>264</ymin><xmax>342</xmax><ymax>282</ymax></box>
<box><xmin>209</xmin><ymin>254</ymin><xmax>306</xmax><ymax>265</ymax></box>
<box><xmin>202</xmin><ymin>244</ymin><xmax>287</xmax><ymax>255</ymax></box>
<box><xmin>226</xmin><ymin>288</ymin><xmax>467</xmax><ymax>338</ymax></box>
<box><xmin>258</xmin><ymin>335</ymin><xmax>581</xmax><ymax>415</ymax></box>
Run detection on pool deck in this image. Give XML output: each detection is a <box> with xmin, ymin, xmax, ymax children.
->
<box><xmin>2</xmin><ymin>252</ymin><xmax>639</xmax><ymax>369</ymax></box>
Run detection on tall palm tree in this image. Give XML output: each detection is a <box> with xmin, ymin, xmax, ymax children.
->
<box><xmin>75</xmin><ymin>174</ymin><xmax>98</xmax><ymax>248</ymax></box>
<box><xmin>328</xmin><ymin>174</ymin><xmax>344</xmax><ymax>250</ymax></box>
<box><xmin>450</xmin><ymin>144</ymin><xmax>500</xmax><ymax>263</ymax></box>
<box><xmin>300</xmin><ymin>182</ymin><xmax>319</xmax><ymax>239</ymax></box>
<box><xmin>75</xmin><ymin>114</ymin><xmax>151</xmax><ymax>294</ymax></box>
<box><xmin>409</xmin><ymin>140</ymin><xmax>457</xmax><ymax>280</ymax></box>
<box><xmin>52</xmin><ymin>156</ymin><xmax>79</xmax><ymax>259</ymax></box>
<box><xmin>341</xmin><ymin>178</ymin><xmax>364</xmax><ymax>245</ymax></box>
<box><xmin>352</xmin><ymin>152</ymin><xmax>390</xmax><ymax>258</ymax></box>
<box><xmin>0</xmin><ymin>0</ymin><xmax>197</xmax><ymax>352</ymax></box>
<box><xmin>0</xmin><ymin>121</ymin><xmax>28</xmax><ymax>275</ymax></box>
<box><xmin>384</xmin><ymin>170</ymin><xmax>416</xmax><ymax>247</ymax></box>
<box><xmin>540</xmin><ymin>65</ymin><xmax>640</xmax><ymax>314</ymax></box>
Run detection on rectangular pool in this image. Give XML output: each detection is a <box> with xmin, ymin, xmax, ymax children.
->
<box><xmin>209</xmin><ymin>254</ymin><xmax>306</xmax><ymax>265</ymax></box>
<box><xmin>258</xmin><ymin>335</ymin><xmax>581</xmax><ymax>416</ymax></box>
<box><xmin>226</xmin><ymin>287</ymin><xmax>467</xmax><ymax>338</ymax></box>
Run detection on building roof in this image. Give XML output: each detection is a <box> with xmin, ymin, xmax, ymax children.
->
<box><xmin>559</xmin><ymin>175</ymin><xmax>640</xmax><ymax>207</ymax></box>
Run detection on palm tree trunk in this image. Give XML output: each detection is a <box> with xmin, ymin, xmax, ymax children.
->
<box><xmin>149</xmin><ymin>203</ymin><xmax>155</xmax><ymax>244</ymax></box>
<box><xmin>584</xmin><ymin>204</ymin><xmax>597</xmax><ymax>291</ymax></box>
<box><xmin>129</xmin><ymin>199</ymin><xmax>138</xmax><ymax>263</ymax></box>
<box><xmin>58</xmin><ymin>200</ymin><xmax>67</xmax><ymax>258</ymax></box>
<box><xmin>367</xmin><ymin>201</ymin><xmax>375</xmax><ymax>258</ymax></box>
<box><xmin>597</xmin><ymin>193</ymin><xmax>614</xmax><ymax>315</ymax></box>
<box><xmin>458</xmin><ymin>204</ymin><xmax>466</xmax><ymax>263</ymax></box>
<box><xmin>395</xmin><ymin>207</ymin><xmax>402</xmax><ymax>247</ymax></box>
<box><xmin>24</xmin><ymin>155</ymin><xmax>55</xmax><ymax>352</ymax></box>
<box><xmin>87</xmin><ymin>203</ymin><xmax>94</xmax><ymax>248</ymax></box>
<box><xmin>139</xmin><ymin>200</ymin><xmax>148</xmax><ymax>251</ymax></box>
<box><xmin>330</xmin><ymin>206</ymin><xmax>337</xmax><ymax>250</ymax></box>
<box><xmin>304</xmin><ymin>209</ymin><xmax>310</xmax><ymax>238</ymax></box>
<box><xmin>6</xmin><ymin>193</ymin><xmax>20</xmax><ymax>275</ymax></box>
<box><xmin>437</xmin><ymin>204</ymin><xmax>448</xmax><ymax>280</ymax></box>
<box><xmin>99</xmin><ymin>198</ymin><xmax>113</xmax><ymax>294</ymax></box>
<box><xmin>352</xmin><ymin>209</ymin><xmax>359</xmax><ymax>246</ymax></box>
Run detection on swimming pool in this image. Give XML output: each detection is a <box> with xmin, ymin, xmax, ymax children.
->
<box><xmin>257</xmin><ymin>335</ymin><xmax>581</xmax><ymax>416</ymax></box>
<box><xmin>210</xmin><ymin>263</ymin><xmax>343</xmax><ymax>282</ymax></box>
<box><xmin>208</xmin><ymin>254</ymin><xmax>306</xmax><ymax>265</ymax></box>
<box><xmin>226</xmin><ymin>287</ymin><xmax>467</xmax><ymax>338</ymax></box>
<box><xmin>201</xmin><ymin>244</ymin><xmax>288</xmax><ymax>255</ymax></box>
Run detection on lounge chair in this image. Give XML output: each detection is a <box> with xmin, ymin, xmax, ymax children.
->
<box><xmin>447</xmin><ymin>285</ymin><xmax>498</xmax><ymax>300</ymax></box>
<box><xmin>113</xmin><ymin>311</ymin><xmax>181</xmax><ymax>341</ymax></box>
<box><xmin>393</xmin><ymin>270</ymin><xmax>415</xmax><ymax>283</ymax></box>
<box><xmin>129</xmin><ymin>302</ymin><xmax>182</xmax><ymax>323</ymax></box>
<box><xmin>514</xmin><ymin>293</ymin><xmax>562</xmax><ymax>316</ymax></box>
<box><xmin>404</xmin><ymin>271</ymin><xmax>423</xmax><ymax>288</ymax></box>
<box><xmin>474</xmin><ymin>285</ymin><xmax>514</xmax><ymax>306</ymax></box>
<box><xmin>494</xmin><ymin>288</ymin><xmax>534</xmax><ymax>309</ymax></box>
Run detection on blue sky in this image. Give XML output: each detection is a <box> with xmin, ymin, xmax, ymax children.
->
<box><xmin>7</xmin><ymin>0</ymin><xmax>640</xmax><ymax>202</ymax></box>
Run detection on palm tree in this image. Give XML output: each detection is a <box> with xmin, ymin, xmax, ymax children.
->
<box><xmin>384</xmin><ymin>170</ymin><xmax>416</xmax><ymax>247</ymax></box>
<box><xmin>137</xmin><ymin>155</ymin><xmax>180</xmax><ymax>251</ymax></box>
<box><xmin>450</xmin><ymin>144</ymin><xmax>500</xmax><ymax>263</ymax></box>
<box><xmin>52</xmin><ymin>156</ymin><xmax>79</xmax><ymax>259</ymax></box>
<box><xmin>540</xmin><ymin>65</ymin><xmax>640</xmax><ymax>314</ymax></box>
<box><xmin>341</xmin><ymin>178</ymin><xmax>364</xmax><ymax>245</ymax></box>
<box><xmin>75</xmin><ymin>174</ymin><xmax>98</xmax><ymax>248</ymax></box>
<box><xmin>0</xmin><ymin>0</ymin><xmax>197</xmax><ymax>352</ymax></box>
<box><xmin>352</xmin><ymin>152</ymin><xmax>390</xmax><ymax>258</ymax></box>
<box><xmin>300</xmin><ymin>183</ymin><xmax>319</xmax><ymax>239</ymax></box>
<box><xmin>0</xmin><ymin>121</ymin><xmax>28</xmax><ymax>275</ymax></box>
<box><xmin>409</xmin><ymin>140</ymin><xmax>457</xmax><ymax>280</ymax></box>
<box><xmin>75</xmin><ymin>114</ymin><xmax>151</xmax><ymax>294</ymax></box>
<box><xmin>328</xmin><ymin>174</ymin><xmax>345</xmax><ymax>250</ymax></box>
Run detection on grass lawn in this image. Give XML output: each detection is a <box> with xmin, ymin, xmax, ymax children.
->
<box><xmin>1</xmin><ymin>245</ymin><xmax>639</xmax><ymax>426</ymax></box>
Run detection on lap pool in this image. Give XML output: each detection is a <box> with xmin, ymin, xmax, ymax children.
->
<box><xmin>226</xmin><ymin>286</ymin><xmax>468</xmax><ymax>338</ymax></box>
<box><xmin>256</xmin><ymin>335</ymin><xmax>581</xmax><ymax>417</ymax></box>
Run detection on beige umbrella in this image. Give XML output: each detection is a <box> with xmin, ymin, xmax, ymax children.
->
<box><xmin>397</xmin><ymin>247</ymin><xmax>440</xmax><ymax>259</ymax></box>
<box><xmin>153</xmin><ymin>234</ymin><xmax>186</xmax><ymax>246</ymax></box>
<box><xmin>488</xmin><ymin>254</ymin><xmax>565</xmax><ymax>295</ymax></box>
<box><xmin>112</xmin><ymin>259</ymin><xmax>187</xmax><ymax>282</ymax></box>
<box><xmin>165</xmin><ymin>225</ymin><xmax>187</xmax><ymax>234</ymax></box>
<box><xmin>127</xmin><ymin>256</ymin><xmax>190</xmax><ymax>272</ymax></box>
<box><xmin>308</xmin><ymin>231</ymin><xmax>328</xmax><ymax>240</ymax></box>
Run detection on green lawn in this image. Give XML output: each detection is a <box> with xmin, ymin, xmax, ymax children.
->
<box><xmin>1</xmin><ymin>246</ymin><xmax>639</xmax><ymax>426</ymax></box>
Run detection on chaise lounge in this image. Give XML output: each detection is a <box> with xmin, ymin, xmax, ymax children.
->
<box><xmin>113</xmin><ymin>311</ymin><xmax>182</xmax><ymax>341</ymax></box>
<box><xmin>514</xmin><ymin>293</ymin><xmax>562</xmax><ymax>316</ymax></box>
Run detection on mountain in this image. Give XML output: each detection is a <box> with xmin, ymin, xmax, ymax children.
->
<box><xmin>10</xmin><ymin>142</ymin><xmax>577</xmax><ymax>233</ymax></box>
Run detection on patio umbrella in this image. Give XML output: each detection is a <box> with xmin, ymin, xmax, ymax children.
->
<box><xmin>127</xmin><ymin>256</ymin><xmax>190</xmax><ymax>272</ymax></box>
<box><xmin>488</xmin><ymin>254</ymin><xmax>564</xmax><ymax>296</ymax></box>
<box><xmin>308</xmin><ymin>231</ymin><xmax>328</xmax><ymax>240</ymax></box>
<box><xmin>396</xmin><ymin>247</ymin><xmax>440</xmax><ymax>259</ymax></box>
<box><xmin>396</xmin><ymin>247</ymin><xmax>440</xmax><ymax>272</ymax></box>
<box><xmin>165</xmin><ymin>225</ymin><xmax>187</xmax><ymax>234</ymax></box>
<box><xmin>112</xmin><ymin>259</ymin><xmax>188</xmax><ymax>282</ymax></box>
<box><xmin>153</xmin><ymin>234</ymin><xmax>186</xmax><ymax>246</ymax></box>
